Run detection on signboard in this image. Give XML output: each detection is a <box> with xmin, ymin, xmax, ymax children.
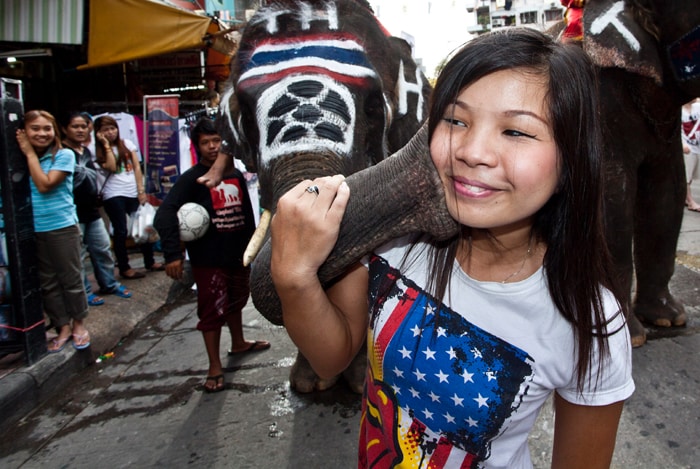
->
<box><xmin>144</xmin><ymin>95</ymin><xmax>180</xmax><ymax>203</ymax></box>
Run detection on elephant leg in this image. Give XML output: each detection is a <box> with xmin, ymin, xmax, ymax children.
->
<box><xmin>632</xmin><ymin>152</ymin><xmax>687</xmax><ymax>329</ymax></box>
<box><xmin>289</xmin><ymin>350</ymin><xmax>339</xmax><ymax>393</ymax></box>
<box><xmin>603</xmin><ymin>161</ymin><xmax>646</xmax><ymax>346</ymax></box>
<box><xmin>341</xmin><ymin>343</ymin><xmax>367</xmax><ymax>394</ymax></box>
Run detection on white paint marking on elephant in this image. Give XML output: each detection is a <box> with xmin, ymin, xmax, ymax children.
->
<box><xmin>589</xmin><ymin>1</ymin><xmax>640</xmax><ymax>52</ymax></box>
<box><xmin>257</xmin><ymin>74</ymin><xmax>355</xmax><ymax>167</ymax></box>
<box><xmin>239</xmin><ymin>57</ymin><xmax>376</xmax><ymax>84</ymax></box>
<box><xmin>253</xmin><ymin>7</ymin><xmax>291</xmax><ymax>35</ymax></box>
<box><xmin>253</xmin><ymin>1</ymin><xmax>339</xmax><ymax>35</ymax></box>
<box><xmin>298</xmin><ymin>1</ymin><xmax>338</xmax><ymax>30</ymax></box>
<box><xmin>220</xmin><ymin>86</ymin><xmax>240</xmax><ymax>143</ymax></box>
<box><xmin>384</xmin><ymin>95</ymin><xmax>394</xmax><ymax>129</ymax></box>
<box><xmin>396</xmin><ymin>60</ymin><xmax>424</xmax><ymax>122</ymax></box>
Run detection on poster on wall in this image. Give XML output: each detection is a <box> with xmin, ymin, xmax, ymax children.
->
<box><xmin>144</xmin><ymin>95</ymin><xmax>180</xmax><ymax>203</ymax></box>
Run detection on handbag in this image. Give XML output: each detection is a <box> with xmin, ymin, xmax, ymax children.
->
<box><xmin>95</xmin><ymin>172</ymin><xmax>112</xmax><ymax>208</ymax></box>
<box><xmin>130</xmin><ymin>202</ymin><xmax>159</xmax><ymax>244</ymax></box>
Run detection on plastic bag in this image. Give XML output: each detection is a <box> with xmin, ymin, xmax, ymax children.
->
<box><xmin>130</xmin><ymin>202</ymin><xmax>159</xmax><ymax>244</ymax></box>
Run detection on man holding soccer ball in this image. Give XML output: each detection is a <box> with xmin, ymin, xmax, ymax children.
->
<box><xmin>154</xmin><ymin>117</ymin><xmax>271</xmax><ymax>393</ymax></box>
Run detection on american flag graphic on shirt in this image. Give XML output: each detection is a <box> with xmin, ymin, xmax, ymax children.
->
<box><xmin>360</xmin><ymin>254</ymin><xmax>535</xmax><ymax>468</ymax></box>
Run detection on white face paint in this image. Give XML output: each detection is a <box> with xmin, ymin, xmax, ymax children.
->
<box><xmin>256</xmin><ymin>74</ymin><xmax>356</xmax><ymax>167</ymax></box>
<box><xmin>251</xmin><ymin>1</ymin><xmax>339</xmax><ymax>34</ymax></box>
<box><xmin>396</xmin><ymin>59</ymin><xmax>425</xmax><ymax>122</ymax></box>
<box><xmin>589</xmin><ymin>1</ymin><xmax>640</xmax><ymax>52</ymax></box>
<box><xmin>220</xmin><ymin>86</ymin><xmax>239</xmax><ymax>143</ymax></box>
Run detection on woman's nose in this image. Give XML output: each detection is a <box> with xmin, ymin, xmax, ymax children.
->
<box><xmin>454</xmin><ymin>128</ymin><xmax>498</xmax><ymax>167</ymax></box>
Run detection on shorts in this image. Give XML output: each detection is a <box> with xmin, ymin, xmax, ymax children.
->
<box><xmin>685</xmin><ymin>150</ymin><xmax>700</xmax><ymax>183</ymax></box>
<box><xmin>191</xmin><ymin>265</ymin><xmax>250</xmax><ymax>332</ymax></box>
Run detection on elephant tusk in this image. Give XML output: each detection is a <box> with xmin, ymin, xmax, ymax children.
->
<box><xmin>243</xmin><ymin>209</ymin><xmax>271</xmax><ymax>267</ymax></box>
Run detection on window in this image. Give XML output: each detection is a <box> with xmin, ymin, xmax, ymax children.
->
<box><xmin>545</xmin><ymin>9</ymin><xmax>564</xmax><ymax>22</ymax></box>
<box><xmin>520</xmin><ymin>11</ymin><xmax>537</xmax><ymax>25</ymax></box>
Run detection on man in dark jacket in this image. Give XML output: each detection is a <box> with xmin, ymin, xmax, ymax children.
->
<box><xmin>154</xmin><ymin>117</ymin><xmax>270</xmax><ymax>393</ymax></box>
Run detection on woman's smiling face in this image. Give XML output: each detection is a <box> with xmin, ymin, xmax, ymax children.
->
<box><xmin>25</xmin><ymin>116</ymin><xmax>57</xmax><ymax>153</ymax></box>
<box><xmin>430</xmin><ymin>68</ymin><xmax>560</xmax><ymax>233</ymax></box>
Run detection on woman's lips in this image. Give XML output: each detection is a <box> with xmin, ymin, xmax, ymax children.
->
<box><xmin>452</xmin><ymin>177</ymin><xmax>498</xmax><ymax>198</ymax></box>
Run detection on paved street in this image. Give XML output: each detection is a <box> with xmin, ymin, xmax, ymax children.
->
<box><xmin>1</xmin><ymin>192</ymin><xmax>699</xmax><ymax>468</ymax></box>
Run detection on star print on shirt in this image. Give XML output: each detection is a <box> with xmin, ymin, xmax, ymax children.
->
<box><xmin>364</xmin><ymin>253</ymin><xmax>536</xmax><ymax>466</ymax></box>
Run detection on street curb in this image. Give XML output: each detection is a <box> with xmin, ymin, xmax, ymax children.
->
<box><xmin>0</xmin><ymin>270</ymin><xmax>176</xmax><ymax>435</ymax></box>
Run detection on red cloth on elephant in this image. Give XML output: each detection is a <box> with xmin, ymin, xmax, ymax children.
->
<box><xmin>560</xmin><ymin>0</ymin><xmax>584</xmax><ymax>42</ymax></box>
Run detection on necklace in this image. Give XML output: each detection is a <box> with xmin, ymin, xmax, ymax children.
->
<box><xmin>500</xmin><ymin>242</ymin><xmax>532</xmax><ymax>284</ymax></box>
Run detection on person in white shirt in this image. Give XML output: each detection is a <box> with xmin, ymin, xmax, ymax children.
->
<box><xmin>271</xmin><ymin>28</ymin><xmax>634</xmax><ymax>468</ymax></box>
<box><xmin>93</xmin><ymin>115</ymin><xmax>163</xmax><ymax>279</ymax></box>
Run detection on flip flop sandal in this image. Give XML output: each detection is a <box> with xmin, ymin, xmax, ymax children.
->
<box><xmin>113</xmin><ymin>284</ymin><xmax>132</xmax><ymax>298</ymax></box>
<box><xmin>88</xmin><ymin>293</ymin><xmax>105</xmax><ymax>306</ymax></box>
<box><xmin>149</xmin><ymin>263</ymin><xmax>165</xmax><ymax>272</ymax></box>
<box><xmin>227</xmin><ymin>340</ymin><xmax>271</xmax><ymax>356</ymax></box>
<box><xmin>120</xmin><ymin>269</ymin><xmax>146</xmax><ymax>279</ymax></box>
<box><xmin>47</xmin><ymin>336</ymin><xmax>70</xmax><ymax>353</ymax></box>
<box><xmin>72</xmin><ymin>332</ymin><xmax>91</xmax><ymax>350</ymax></box>
<box><xmin>203</xmin><ymin>374</ymin><xmax>225</xmax><ymax>393</ymax></box>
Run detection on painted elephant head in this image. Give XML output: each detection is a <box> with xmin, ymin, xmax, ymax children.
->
<box><xmin>250</xmin><ymin>124</ymin><xmax>459</xmax><ymax>325</ymax></box>
<box><xmin>217</xmin><ymin>0</ymin><xmax>432</xmax><ymax>213</ymax></box>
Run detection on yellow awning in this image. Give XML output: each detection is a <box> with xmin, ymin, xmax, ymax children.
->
<box><xmin>78</xmin><ymin>0</ymin><xmax>212</xmax><ymax>70</ymax></box>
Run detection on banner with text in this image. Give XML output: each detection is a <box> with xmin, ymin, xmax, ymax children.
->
<box><xmin>144</xmin><ymin>95</ymin><xmax>180</xmax><ymax>204</ymax></box>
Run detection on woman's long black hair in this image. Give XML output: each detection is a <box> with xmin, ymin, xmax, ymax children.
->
<box><xmin>424</xmin><ymin>28</ymin><xmax>627</xmax><ymax>391</ymax></box>
<box><xmin>94</xmin><ymin>115</ymin><xmax>132</xmax><ymax>169</ymax></box>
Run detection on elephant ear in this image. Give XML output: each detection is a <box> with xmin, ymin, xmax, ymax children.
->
<box><xmin>216</xmin><ymin>84</ymin><xmax>258</xmax><ymax>174</ymax></box>
<box><xmin>385</xmin><ymin>36</ymin><xmax>432</xmax><ymax>155</ymax></box>
<box><xmin>583</xmin><ymin>0</ymin><xmax>663</xmax><ymax>85</ymax></box>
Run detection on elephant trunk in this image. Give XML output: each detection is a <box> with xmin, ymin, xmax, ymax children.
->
<box><xmin>245</xmin><ymin>150</ymin><xmax>361</xmax><ymax>266</ymax></box>
<box><xmin>251</xmin><ymin>123</ymin><xmax>459</xmax><ymax>325</ymax></box>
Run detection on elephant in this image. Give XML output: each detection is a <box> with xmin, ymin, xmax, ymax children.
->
<box><xmin>244</xmin><ymin>0</ymin><xmax>700</xmax><ymax>360</ymax></box>
<box><xmin>570</xmin><ymin>0</ymin><xmax>700</xmax><ymax>346</ymax></box>
<box><xmin>216</xmin><ymin>0</ymin><xmax>432</xmax><ymax>392</ymax></box>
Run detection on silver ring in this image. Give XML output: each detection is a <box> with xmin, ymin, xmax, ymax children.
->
<box><xmin>306</xmin><ymin>185</ymin><xmax>319</xmax><ymax>195</ymax></box>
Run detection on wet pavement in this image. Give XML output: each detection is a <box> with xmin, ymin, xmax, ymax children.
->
<box><xmin>0</xmin><ymin>183</ymin><xmax>699</xmax><ymax>468</ymax></box>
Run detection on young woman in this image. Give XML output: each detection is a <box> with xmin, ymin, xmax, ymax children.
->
<box><xmin>270</xmin><ymin>29</ymin><xmax>634</xmax><ymax>468</ymax></box>
<box><xmin>16</xmin><ymin>110</ymin><xmax>90</xmax><ymax>352</ymax></box>
<box><xmin>93</xmin><ymin>115</ymin><xmax>163</xmax><ymax>279</ymax></box>
<box><xmin>60</xmin><ymin>112</ymin><xmax>132</xmax><ymax>305</ymax></box>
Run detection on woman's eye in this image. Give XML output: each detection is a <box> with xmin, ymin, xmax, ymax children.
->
<box><xmin>504</xmin><ymin>129</ymin><xmax>536</xmax><ymax>138</ymax></box>
<box><xmin>442</xmin><ymin>117</ymin><xmax>467</xmax><ymax>128</ymax></box>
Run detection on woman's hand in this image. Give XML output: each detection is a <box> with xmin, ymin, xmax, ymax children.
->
<box><xmin>137</xmin><ymin>192</ymin><xmax>148</xmax><ymax>205</ymax></box>
<box><xmin>96</xmin><ymin>131</ymin><xmax>109</xmax><ymax>148</ymax></box>
<box><xmin>15</xmin><ymin>129</ymin><xmax>35</xmax><ymax>158</ymax></box>
<box><xmin>270</xmin><ymin>175</ymin><xmax>349</xmax><ymax>288</ymax></box>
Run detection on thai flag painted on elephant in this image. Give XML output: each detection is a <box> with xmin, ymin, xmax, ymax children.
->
<box><xmin>237</xmin><ymin>33</ymin><xmax>377</xmax><ymax>89</ymax></box>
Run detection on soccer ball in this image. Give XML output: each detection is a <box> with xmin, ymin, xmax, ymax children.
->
<box><xmin>177</xmin><ymin>202</ymin><xmax>210</xmax><ymax>242</ymax></box>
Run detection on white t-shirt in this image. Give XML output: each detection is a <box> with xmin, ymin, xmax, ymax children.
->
<box><xmin>359</xmin><ymin>236</ymin><xmax>634</xmax><ymax>469</ymax></box>
<box><xmin>95</xmin><ymin>139</ymin><xmax>141</xmax><ymax>200</ymax></box>
<box><xmin>682</xmin><ymin>103</ymin><xmax>700</xmax><ymax>154</ymax></box>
